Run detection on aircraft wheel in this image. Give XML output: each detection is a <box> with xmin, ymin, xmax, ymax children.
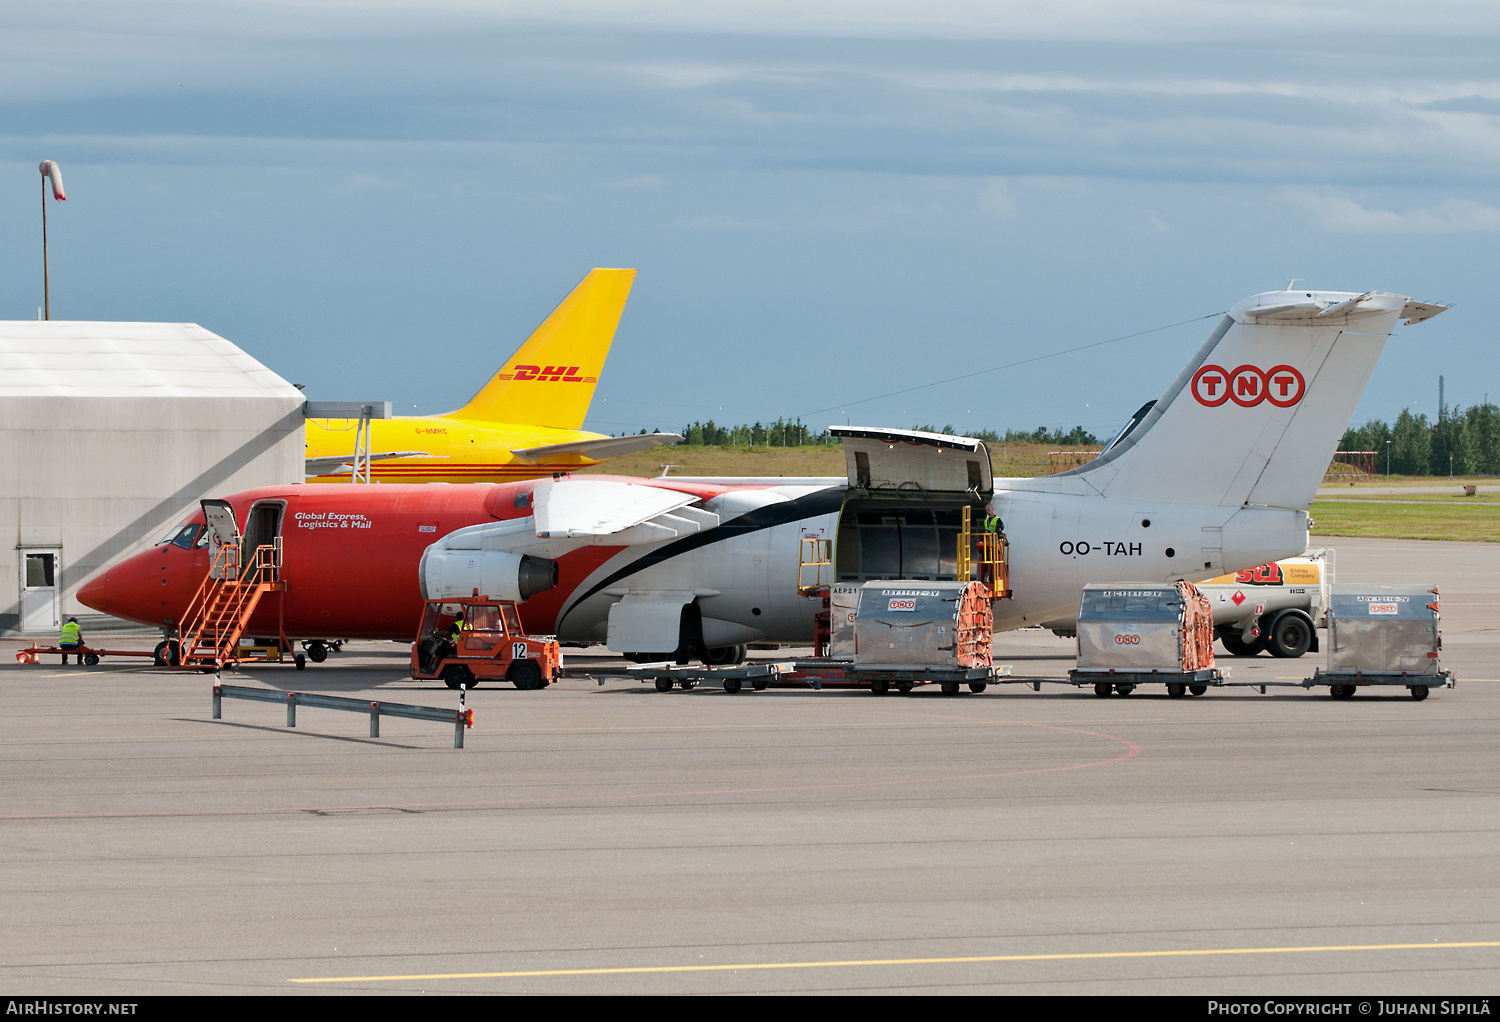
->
<box><xmin>751</xmin><ymin>677</ymin><xmax>769</xmax><ymax>691</ymax></box>
<box><xmin>968</xmin><ymin>682</ymin><xmax>987</xmax><ymax>693</ymax></box>
<box><xmin>1189</xmin><ymin>684</ymin><xmax>1208</xmax><ymax>697</ymax></box>
<box><xmin>443</xmin><ymin>665</ymin><xmax>472</xmax><ymax>690</ymax></box>
<box><xmin>940</xmin><ymin>680</ymin><xmax>960</xmax><ymax>696</ymax></box>
<box><xmin>1411</xmin><ymin>685</ymin><xmax>1429</xmax><ymax>701</ymax></box>
<box><xmin>84</xmin><ymin>654</ymin><xmax>100</xmax><ymax>666</ymax></box>
<box><xmin>1221</xmin><ymin>632</ymin><xmax>1263</xmax><ymax>657</ymax></box>
<box><xmin>294</xmin><ymin>653</ymin><xmax>306</xmax><ymax>671</ymax></box>
<box><xmin>510</xmin><ymin>661</ymin><xmax>543</xmax><ymax>690</ymax></box>
<box><xmin>896</xmin><ymin>681</ymin><xmax>914</xmax><ymax>694</ymax></box>
<box><xmin>1267</xmin><ymin>615</ymin><xmax>1312</xmax><ymax>659</ymax></box>
<box><xmin>654</xmin><ymin>678</ymin><xmax>672</xmax><ymax>692</ymax></box>
<box><xmin>723</xmin><ymin>678</ymin><xmax>742</xmax><ymax>694</ymax></box>
<box><xmin>870</xmin><ymin>678</ymin><xmax>890</xmax><ymax>695</ymax></box>
<box><xmin>306</xmin><ymin>642</ymin><xmax>329</xmax><ymax>664</ymax></box>
<box><xmin>703</xmin><ymin>645</ymin><xmax>747</xmax><ymax>666</ymax></box>
<box><xmin>1115</xmin><ymin>684</ymin><xmax>1135</xmax><ymax>697</ymax></box>
<box><xmin>1167</xmin><ymin>683</ymin><xmax>1186</xmax><ymax>698</ymax></box>
<box><xmin>1094</xmin><ymin>682</ymin><xmax>1112</xmax><ymax>697</ymax></box>
<box><xmin>153</xmin><ymin>640</ymin><xmax>180</xmax><ymax>667</ymax></box>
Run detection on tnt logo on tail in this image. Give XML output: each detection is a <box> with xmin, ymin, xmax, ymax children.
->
<box><xmin>1192</xmin><ymin>365</ymin><xmax>1305</xmax><ymax>407</ymax></box>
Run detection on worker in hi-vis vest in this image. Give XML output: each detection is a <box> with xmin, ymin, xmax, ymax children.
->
<box><xmin>977</xmin><ymin>503</ymin><xmax>1005</xmax><ymax>587</ymax></box>
<box><xmin>58</xmin><ymin>617</ymin><xmax>83</xmax><ymax>666</ymax></box>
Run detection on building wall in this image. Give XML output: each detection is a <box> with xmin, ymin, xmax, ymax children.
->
<box><xmin>0</xmin><ymin>394</ymin><xmax>305</xmax><ymax>635</ymax></box>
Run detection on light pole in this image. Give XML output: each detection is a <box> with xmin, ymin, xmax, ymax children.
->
<box><xmin>1386</xmin><ymin>440</ymin><xmax>1391</xmax><ymax>478</ymax></box>
<box><xmin>38</xmin><ymin>161</ymin><xmax>66</xmax><ymax>321</ymax></box>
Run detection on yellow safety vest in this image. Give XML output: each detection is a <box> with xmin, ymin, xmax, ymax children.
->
<box><xmin>984</xmin><ymin>515</ymin><xmax>1002</xmax><ymax>533</ymax></box>
<box><xmin>59</xmin><ymin>621</ymin><xmax>81</xmax><ymax>645</ymax></box>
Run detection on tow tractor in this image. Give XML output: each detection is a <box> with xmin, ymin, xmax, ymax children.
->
<box><xmin>411</xmin><ymin>592</ymin><xmax>562</xmax><ymax>690</ymax></box>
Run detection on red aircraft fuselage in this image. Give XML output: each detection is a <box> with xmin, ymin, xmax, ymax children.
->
<box><xmin>75</xmin><ymin>480</ymin><xmax>657</xmax><ymax>640</ymax></box>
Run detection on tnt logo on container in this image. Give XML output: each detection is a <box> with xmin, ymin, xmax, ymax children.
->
<box><xmin>1191</xmin><ymin>364</ymin><xmax>1305</xmax><ymax>408</ymax></box>
<box><xmin>887</xmin><ymin>599</ymin><xmax>917</xmax><ymax>612</ymax></box>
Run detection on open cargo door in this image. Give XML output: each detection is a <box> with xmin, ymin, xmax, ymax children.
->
<box><xmin>201</xmin><ymin>499</ymin><xmax>241</xmax><ymax>580</ymax></box>
<box><xmin>832</xmin><ymin>427</ymin><xmax>992</xmax><ymax>497</ymax></box>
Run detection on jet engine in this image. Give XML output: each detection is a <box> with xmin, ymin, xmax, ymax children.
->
<box><xmin>419</xmin><ymin>546</ymin><xmax>558</xmax><ymax>603</ymax></box>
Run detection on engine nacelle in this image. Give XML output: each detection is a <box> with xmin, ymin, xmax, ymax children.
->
<box><xmin>419</xmin><ymin>547</ymin><xmax>558</xmax><ymax>603</ymax></box>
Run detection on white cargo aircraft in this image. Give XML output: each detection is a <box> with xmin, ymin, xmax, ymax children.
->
<box><xmin>419</xmin><ymin>288</ymin><xmax>1446</xmax><ymax>662</ymax></box>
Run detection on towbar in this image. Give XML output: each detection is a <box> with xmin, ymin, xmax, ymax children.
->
<box><xmin>213</xmin><ymin>684</ymin><xmax>472</xmax><ymax>748</ymax></box>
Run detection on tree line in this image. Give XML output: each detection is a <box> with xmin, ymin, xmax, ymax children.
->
<box><xmin>1340</xmin><ymin>403</ymin><xmax>1500</xmax><ymax>476</ymax></box>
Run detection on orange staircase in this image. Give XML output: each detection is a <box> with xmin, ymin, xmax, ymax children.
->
<box><xmin>175</xmin><ymin>543</ymin><xmax>290</xmax><ymax>669</ymax></box>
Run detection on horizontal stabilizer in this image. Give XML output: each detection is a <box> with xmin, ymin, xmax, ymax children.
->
<box><xmin>531</xmin><ymin>478</ymin><xmax>715</xmax><ymax>539</ymax></box>
<box><xmin>510</xmin><ymin>432</ymin><xmax>683</xmax><ymax>462</ymax></box>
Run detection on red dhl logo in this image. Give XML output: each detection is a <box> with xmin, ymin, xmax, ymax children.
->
<box><xmin>496</xmin><ymin>364</ymin><xmax>598</xmax><ymax>383</ymax></box>
<box><xmin>1233</xmin><ymin>563</ymin><xmax>1284</xmax><ymax>586</ymax></box>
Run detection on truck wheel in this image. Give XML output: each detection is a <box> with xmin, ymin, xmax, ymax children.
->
<box><xmin>940</xmin><ymin>680</ymin><xmax>960</xmax><ymax>696</ymax></box>
<box><xmin>1094</xmin><ymin>682</ymin><xmax>1112</xmax><ymax>697</ymax></box>
<box><xmin>1189</xmin><ymin>685</ymin><xmax>1207</xmax><ymax>697</ymax></box>
<box><xmin>723</xmin><ymin>678</ymin><xmax>742</xmax><ymax>693</ymax></box>
<box><xmin>443</xmin><ymin>665</ymin><xmax>473</xmax><ymax>690</ymax></box>
<box><xmin>1167</xmin><ymin>683</ymin><xmax>1186</xmax><ymax>698</ymax></box>
<box><xmin>1221</xmin><ymin>632</ymin><xmax>1263</xmax><ymax>657</ymax></box>
<box><xmin>510</xmin><ymin>661</ymin><xmax>543</xmax><ymax>691</ymax></box>
<box><xmin>1410</xmin><ymin>685</ymin><xmax>1429</xmax><ymax>701</ymax></box>
<box><xmin>654</xmin><ymin>677</ymin><xmax>672</xmax><ymax>692</ymax></box>
<box><xmin>1267</xmin><ymin>615</ymin><xmax>1312</xmax><ymax>658</ymax></box>
<box><xmin>307</xmin><ymin>642</ymin><xmax>328</xmax><ymax>664</ymax></box>
<box><xmin>870</xmin><ymin>678</ymin><xmax>890</xmax><ymax>695</ymax></box>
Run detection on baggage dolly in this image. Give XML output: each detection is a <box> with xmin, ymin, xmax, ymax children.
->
<box><xmin>1067</xmin><ymin>666</ymin><xmax>1226</xmax><ymax>698</ymax></box>
<box><xmin>1303</xmin><ymin>668</ymin><xmax>1456</xmax><ymax>701</ymax></box>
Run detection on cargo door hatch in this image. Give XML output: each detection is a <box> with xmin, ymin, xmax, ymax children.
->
<box><xmin>832</xmin><ymin>428</ymin><xmax>992</xmax><ymax>497</ymax></box>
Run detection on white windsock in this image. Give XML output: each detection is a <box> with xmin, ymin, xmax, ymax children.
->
<box><xmin>39</xmin><ymin>161</ymin><xmax>65</xmax><ymax>201</ymax></box>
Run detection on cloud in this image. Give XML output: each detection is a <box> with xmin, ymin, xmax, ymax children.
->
<box><xmin>1285</xmin><ymin>190</ymin><xmax>1500</xmax><ymax>233</ymax></box>
<box><xmin>977</xmin><ymin>177</ymin><xmax>1016</xmax><ymax>217</ymax></box>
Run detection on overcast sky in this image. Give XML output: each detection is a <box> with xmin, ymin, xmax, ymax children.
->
<box><xmin>3</xmin><ymin>1</ymin><xmax>1497</xmax><ymax>439</ymax></box>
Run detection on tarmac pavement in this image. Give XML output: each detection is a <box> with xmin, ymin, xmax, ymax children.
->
<box><xmin>1</xmin><ymin>536</ymin><xmax>1496</xmax><ymax>995</ymax></box>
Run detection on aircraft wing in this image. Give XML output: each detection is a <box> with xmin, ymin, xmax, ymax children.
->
<box><xmin>304</xmin><ymin>452</ymin><xmax>443</xmax><ymax>476</ymax></box>
<box><xmin>510</xmin><ymin>433</ymin><xmax>683</xmax><ymax>462</ymax></box>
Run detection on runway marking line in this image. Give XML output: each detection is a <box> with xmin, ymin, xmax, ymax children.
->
<box><xmin>288</xmin><ymin>940</ymin><xmax>1500</xmax><ymax>984</ymax></box>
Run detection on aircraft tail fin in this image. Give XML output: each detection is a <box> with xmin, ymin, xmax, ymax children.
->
<box><xmin>1072</xmin><ymin>290</ymin><xmax>1446</xmax><ymax>510</ymax></box>
<box><xmin>450</xmin><ymin>268</ymin><xmax>636</xmax><ymax>429</ymax></box>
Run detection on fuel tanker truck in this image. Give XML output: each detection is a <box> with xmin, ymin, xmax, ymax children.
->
<box><xmin>1196</xmin><ymin>548</ymin><xmax>1334</xmax><ymax>658</ymax></box>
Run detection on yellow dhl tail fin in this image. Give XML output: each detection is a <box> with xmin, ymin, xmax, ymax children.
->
<box><xmin>449</xmin><ymin>267</ymin><xmax>636</xmax><ymax>429</ymax></box>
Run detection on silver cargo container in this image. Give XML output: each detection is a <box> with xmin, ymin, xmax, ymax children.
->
<box><xmin>852</xmin><ymin>581</ymin><xmax>991</xmax><ymax>669</ymax></box>
<box><xmin>827</xmin><ymin>584</ymin><xmax>862</xmax><ymax>660</ymax></box>
<box><xmin>1327</xmin><ymin>585</ymin><xmax>1442</xmax><ymax>675</ymax></box>
<box><xmin>1075</xmin><ymin>583</ymin><xmax>1209</xmax><ymax>671</ymax></box>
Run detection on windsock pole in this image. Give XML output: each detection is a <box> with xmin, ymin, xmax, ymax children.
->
<box><xmin>38</xmin><ymin>161</ymin><xmax>65</xmax><ymax>321</ymax></box>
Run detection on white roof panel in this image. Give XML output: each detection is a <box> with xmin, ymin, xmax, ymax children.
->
<box><xmin>0</xmin><ymin>321</ymin><xmax>300</xmax><ymax>399</ymax></box>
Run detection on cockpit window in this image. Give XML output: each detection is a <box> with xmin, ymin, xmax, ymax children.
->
<box><xmin>171</xmin><ymin>525</ymin><xmax>202</xmax><ymax>550</ymax></box>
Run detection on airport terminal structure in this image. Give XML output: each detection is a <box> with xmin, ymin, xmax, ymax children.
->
<box><xmin>0</xmin><ymin>321</ymin><xmax>305</xmax><ymax>636</ymax></box>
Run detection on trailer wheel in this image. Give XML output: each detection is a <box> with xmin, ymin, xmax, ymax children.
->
<box><xmin>510</xmin><ymin>661</ymin><xmax>543</xmax><ymax>690</ymax></box>
<box><xmin>1410</xmin><ymin>685</ymin><xmax>1429</xmax><ymax>701</ymax></box>
<box><xmin>723</xmin><ymin>678</ymin><xmax>742</xmax><ymax>694</ymax></box>
<box><xmin>443</xmin><ymin>665</ymin><xmax>473</xmax><ymax>690</ymax></box>
<box><xmin>1094</xmin><ymin>682</ymin><xmax>1112</xmax><ymax>697</ymax></box>
<box><xmin>1114</xmin><ymin>684</ymin><xmax>1135</xmax><ymax>697</ymax></box>
<box><xmin>678</xmin><ymin>679</ymin><xmax>697</xmax><ymax>691</ymax></box>
<box><xmin>941</xmin><ymin>680</ymin><xmax>960</xmax><ymax>696</ymax></box>
<box><xmin>1167</xmin><ymin>683</ymin><xmax>1186</xmax><ymax>698</ymax></box>
<box><xmin>1330</xmin><ymin>683</ymin><xmax>1355</xmax><ymax>699</ymax></box>
<box><xmin>870</xmin><ymin>678</ymin><xmax>890</xmax><ymax>695</ymax></box>
<box><xmin>84</xmin><ymin>653</ymin><xmax>100</xmax><ymax>666</ymax></box>
<box><xmin>1189</xmin><ymin>684</ymin><xmax>1207</xmax><ymax>697</ymax></box>
<box><xmin>654</xmin><ymin>678</ymin><xmax>672</xmax><ymax>692</ymax></box>
<box><xmin>306</xmin><ymin>641</ymin><xmax>329</xmax><ymax>664</ymax></box>
<box><xmin>968</xmin><ymin>682</ymin><xmax>987</xmax><ymax>693</ymax></box>
<box><xmin>751</xmin><ymin>677</ymin><xmax>769</xmax><ymax>691</ymax></box>
<box><xmin>896</xmin><ymin>680</ymin><xmax>914</xmax><ymax>694</ymax></box>
<box><xmin>1267</xmin><ymin>614</ymin><xmax>1313</xmax><ymax>658</ymax></box>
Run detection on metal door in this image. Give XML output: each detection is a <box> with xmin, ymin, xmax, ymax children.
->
<box><xmin>201</xmin><ymin>499</ymin><xmax>241</xmax><ymax>580</ymax></box>
<box><xmin>20</xmin><ymin>549</ymin><xmax>61</xmax><ymax>634</ymax></box>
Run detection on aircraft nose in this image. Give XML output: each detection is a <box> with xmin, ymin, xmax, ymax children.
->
<box><xmin>76</xmin><ymin>571</ymin><xmax>114</xmax><ymax>613</ymax></box>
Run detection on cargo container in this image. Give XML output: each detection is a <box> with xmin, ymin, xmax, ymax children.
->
<box><xmin>1306</xmin><ymin>584</ymin><xmax>1454</xmax><ymax>700</ymax></box>
<box><xmin>1069</xmin><ymin>581</ymin><xmax>1222</xmax><ymax>697</ymax></box>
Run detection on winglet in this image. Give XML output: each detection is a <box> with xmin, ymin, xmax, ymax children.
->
<box><xmin>449</xmin><ymin>268</ymin><xmax>636</xmax><ymax>429</ymax></box>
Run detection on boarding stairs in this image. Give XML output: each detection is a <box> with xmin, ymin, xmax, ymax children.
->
<box><xmin>175</xmin><ymin>542</ymin><xmax>290</xmax><ymax>669</ymax></box>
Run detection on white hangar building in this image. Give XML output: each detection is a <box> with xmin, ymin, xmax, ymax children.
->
<box><xmin>0</xmin><ymin>321</ymin><xmax>305</xmax><ymax>636</ymax></box>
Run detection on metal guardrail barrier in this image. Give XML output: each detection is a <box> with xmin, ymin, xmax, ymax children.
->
<box><xmin>213</xmin><ymin>684</ymin><xmax>473</xmax><ymax>748</ymax></box>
